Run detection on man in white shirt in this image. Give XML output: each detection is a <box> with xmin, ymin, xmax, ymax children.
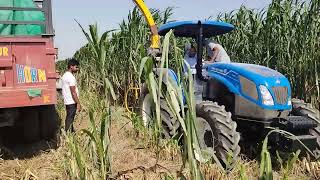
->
<box><xmin>206</xmin><ymin>40</ymin><xmax>231</xmax><ymax>63</ymax></box>
<box><xmin>61</xmin><ymin>59</ymin><xmax>81</xmax><ymax>132</ymax></box>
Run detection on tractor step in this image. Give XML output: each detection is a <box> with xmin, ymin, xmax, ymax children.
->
<box><xmin>274</xmin><ymin>116</ymin><xmax>317</xmax><ymax>131</ymax></box>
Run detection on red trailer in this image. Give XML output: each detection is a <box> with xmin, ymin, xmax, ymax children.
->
<box><xmin>0</xmin><ymin>0</ymin><xmax>59</xmax><ymax>143</ymax></box>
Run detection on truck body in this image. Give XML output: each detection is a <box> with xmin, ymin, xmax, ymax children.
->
<box><xmin>0</xmin><ymin>0</ymin><xmax>59</xmax><ymax>142</ymax></box>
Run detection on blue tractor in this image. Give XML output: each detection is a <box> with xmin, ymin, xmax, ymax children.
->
<box><xmin>139</xmin><ymin>20</ymin><xmax>320</xmax><ymax>167</ymax></box>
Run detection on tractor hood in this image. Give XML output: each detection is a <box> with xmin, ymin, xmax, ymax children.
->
<box><xmin>206</xmin><ymin>62</ymin><xmax>292</xmax><ymax>110</ymax></box>
<box><xmin>207</xmin><ymin>62</ymin><xmax>287</xmax><ymax>79</ymax></box>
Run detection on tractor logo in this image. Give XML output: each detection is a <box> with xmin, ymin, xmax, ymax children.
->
<box><xmin>276</xmin><ymin>79</ymin><xmax>281</xmax><ymax>84</ymax></box>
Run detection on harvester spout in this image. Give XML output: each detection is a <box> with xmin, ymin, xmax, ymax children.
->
<box><xmin>132</xmin><ymin>0</ymin><xmax>160</xmax><ymax>56</ymax></box>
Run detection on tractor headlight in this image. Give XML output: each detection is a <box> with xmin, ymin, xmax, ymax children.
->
<box><xmin>259</xmin><ymin>85</ymin><xmax>274</xmax><ymax>106</ymax></box>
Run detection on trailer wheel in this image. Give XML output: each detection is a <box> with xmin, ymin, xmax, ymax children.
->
<box><xmin>22</xmin><ymin>107</ymin><xmax>40</xmax><ymax>143</ymax></box>
<box><xmin>196</xmin><ymin>101</ymin><xmax>240</xmax><ymax>169</ymax></box>
<box><xmin>291</xmin><ymin>98</ymin><xmax>320</xmax><ymax>157</ymax></box>
<box><xmin>39</xmin><ymin>105</ymin><xmax>60</xmax><ymax>142</ymax></box>
<box><xmin>138</xmin><ymin>84</ymin><xmax>180</xmax><ymax>139</ymax></box>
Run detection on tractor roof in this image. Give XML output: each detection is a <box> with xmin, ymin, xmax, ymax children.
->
<box><xmin>158</xmin><ymin>20</ymin><xmax>234</xmax><ymax>38</ymax></box>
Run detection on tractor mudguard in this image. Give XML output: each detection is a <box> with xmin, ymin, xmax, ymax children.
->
<box><xmin>153</xmin><ymin>68</ymin><xmax>180</xmax><ymax>88</ymax></box>
<box><xmin>153</xmin><ymin>68</ymin><xmax>186</xmax><ymax>104</ymax></box>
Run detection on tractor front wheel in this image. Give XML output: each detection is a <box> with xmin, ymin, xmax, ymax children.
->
<box><xmin>138</xmin><ymin>84</ymin><xmax>180</xmax><ymax>139</ymax></box>
<box><xmin>196</xmin><ymin>101</ymin><xmax>240</xmax><ymax>169</ymax></box>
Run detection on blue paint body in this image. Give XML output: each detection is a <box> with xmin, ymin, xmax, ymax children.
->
<box><xmin>206</xmin><ymin>62</ymin><xmax>292</xmax><ymax>111</ymax></box>
<box><xmin>158</xmin><ymin>20</ymin><xmax>292</xmax><ymax>111</ymax></box>
<box><xmin>159</xmin><ymin>20</ymin><xmax>234</xmax><ymax>38</ymax></box>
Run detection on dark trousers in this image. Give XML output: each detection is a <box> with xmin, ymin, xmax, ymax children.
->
<box><xmin>65</xmin><ymin>104</ymin><xmax>77</xmax><ymax>132</ymax></box>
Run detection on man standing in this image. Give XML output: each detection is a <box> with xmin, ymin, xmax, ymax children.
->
<box><xmin>61</xmin><ymin>59</ymin><xmax>81</xmax><ymax>132</ymax></box>
<box><xmin>206</xmin><ymin>40</ymin><xmax>231</xmax><ymax>63</ymax></box>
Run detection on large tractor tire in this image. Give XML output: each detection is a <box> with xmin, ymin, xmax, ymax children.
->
<box><xmin>196</xmin><ymin>101</ymin><xmax>240</xmax><ymax>169</ymax></box>
<box><xmin>22</xmin><ymin>107</ymin><xmax>41</xmax><ymax>143</ymax></box>
<box><xmin>39</xmin><ymin>105</ymin><xmax>60</xmax><ymax>143</ymax></box>
<box><xmin>291</xmin><ymin>98</ymin><xmax>320</xmax><ymax>157</ymax></box>
<box><xmin>138</xmin><ymin>84</ymin><xmax>180</xmax><ymax>139</ymax></box>
<box><xmin>291</xmin><ymin>98</ymin><xmax>320</xmax><ymax>121</ymax></box>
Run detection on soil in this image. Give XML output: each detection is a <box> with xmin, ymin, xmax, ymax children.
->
<box><xmin>0</xmin><ymin>107</ymin><xmax>182</xmax><ymax>180</ymax></box>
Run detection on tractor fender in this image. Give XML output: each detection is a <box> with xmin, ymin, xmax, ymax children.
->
<box><xmin>153</xmin><ymin>68</ymin><xmax>186</xmax><ymax>104</ymax></box>
<box><xmin>153</xmin><ymin>68</ymin><xmax>179</xmax><ymax>87</ymax></box>
<box><xmin>208</xmin><ymin>73</ymin><xmax>241</xmax><ymax>95</ymax></box>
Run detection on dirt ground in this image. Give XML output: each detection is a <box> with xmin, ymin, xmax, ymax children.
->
<box><xmin>1</xmin><ymin>107</ymin><xmax>320</xmax><ymax>179</ymax></box>
<box><xmin>0</xmin><ymin>107</ymin><xmax>182</xmax><ymax>180</ymax></box>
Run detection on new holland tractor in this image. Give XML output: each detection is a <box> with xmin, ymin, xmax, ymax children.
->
<box><xmin>138</xmin><ymin>19</ymin><xmax>320</xmax><ymax>167</ymax></box>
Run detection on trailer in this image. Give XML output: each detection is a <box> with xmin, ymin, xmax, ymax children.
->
<box><xmin>0</xmin><ymin>0</ymin><xmax>59</xmax><ymax>143</ymax></box>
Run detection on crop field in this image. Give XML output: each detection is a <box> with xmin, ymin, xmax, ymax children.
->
<box><xmin>0</xmin><ymin>0</ymin><xmax>319</xmax><ymax>179</ymax></box>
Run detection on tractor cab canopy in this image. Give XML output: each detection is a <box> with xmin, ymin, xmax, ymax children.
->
<box><xmin>158</xmin><ymin>20</ymin><xmax>235</xmax><ymax>81</ymax></box>
<box><xmin>158</xmin><ymin>20</ymin><xmax>234</xmax><ymax>38</ymax></box>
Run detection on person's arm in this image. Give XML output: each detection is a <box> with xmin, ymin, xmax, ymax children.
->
<box><xmin>70</xmin><ymin>86</ymin><xmax>81</xmax><ymax>112</ymax></box>
<box><xmin>209</xmin><ymin>47</ymin><xmax>219</xmax><ymax>62</ymax></box>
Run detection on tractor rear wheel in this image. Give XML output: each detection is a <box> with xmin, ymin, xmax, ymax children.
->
<box><xmin>291</xmin><ymin>98</ymin><xmax>320</xmax><ymax>157</ymax></box>
<box><xmin>138</xmin><ymin>84</ymin><xmax>180</xmax><ymax>139</ymax></box>
<box><xmin>196</xmin><ymin>101</ymin><xmax>240</xmax><ymax>169</ymax></box>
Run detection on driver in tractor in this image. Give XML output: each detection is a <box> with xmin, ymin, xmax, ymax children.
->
<box><xmin>205</xmin><ymin>40</ymin><xmax>231</xmax><ymax>63</ymax></box>
<box><xmin>183</xmin><ymin>44</ymin><xmax>205</xmax><ymax>103</ymax></box>
<box><xmin>183</xmin><ymin>44</ymin><xmax>197</xmax><ymax>75</ymax></box>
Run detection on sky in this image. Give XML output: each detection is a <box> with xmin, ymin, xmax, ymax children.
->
<box><xmin>52</xmin><ymin>0</ymin><xmax>271</xmax><ymax>59</ymax></box>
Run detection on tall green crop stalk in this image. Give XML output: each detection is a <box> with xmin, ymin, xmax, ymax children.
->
<box><xmin>259</xmin><ymin>136</ymin><xmax>273</xmax><ymax>180</ymax></box>
<box><xmin>72</xmin><ymin>8</ymin><xmax>174</xmax><ymax>104</ymax></box>
<box><xmin>64</xmin><ymin>107</ymin><xmax>113</xmax><ymax>180</ymax></box>
<box><xmin>64</xmin><ymin>131</ymin><xmax>87</xmax><ymax>180</ymax></box>
<box><xmin>82</xmin><ymin>109</ymin><xmax>112</xmax><ymax>179</ymax></box>
<box><xmin>258</xmin><ymin>128</ymin><xmax>316</xmax><ymax>180</ymax></box>
<box><xmin>139</xmin><ymin>30</ymin><xmax>216</xmax><ymax>179</ymax></box>
<box><xmin>64</xmin><ymin>20</ymin><xmax>118</xmax><ymax>179</ymax></box>
<box><xmin>75</xmin><ymin>22</ymin><xmax>116</xmax><ymax>96</ymax></box>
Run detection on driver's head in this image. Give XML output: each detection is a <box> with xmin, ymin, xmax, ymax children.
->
<box><xmin>188</xmin><ymin>46</ymin><xmax>197</xmax><ymax>58</ymax></box>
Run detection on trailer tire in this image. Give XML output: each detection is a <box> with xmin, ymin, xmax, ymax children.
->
<box><xmin>291</xmin><ymin>98</ymin><xmax>320</xmax><ymax>157</ymax></box>
<box><xmin>39</xmin><ymin>105</ymin><xmax>60</xmax><ymax>142</ymax></box>
<box><xmin>22</xmin><ymin>107</ymin><xmax>40</xmax><ymax>143</ymax></box>
<box><xmin>138</xmin><ymin>84</ymin><xmax>180</xmax><ymax>139</ymax></box>
<box><xmin>196</xmin><ymin>101</ymin><xmax>240</xmax><ymax>169</ymax></box>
